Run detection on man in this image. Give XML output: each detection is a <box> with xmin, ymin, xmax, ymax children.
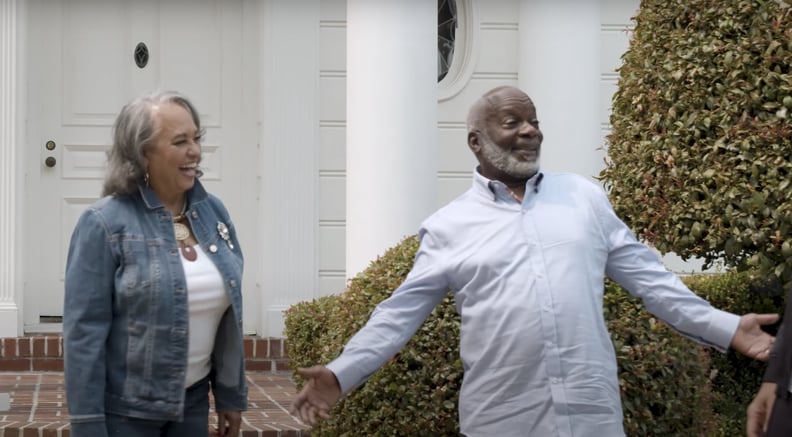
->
<box><xmin>292</xmin><ymin>86</ymin><xmax>777</xmax><ymax>436</ymax></box>
<box><xmin>747</xmin><ymin>289</ymin><xmax>792</xmax><ymax>436</ymax></box>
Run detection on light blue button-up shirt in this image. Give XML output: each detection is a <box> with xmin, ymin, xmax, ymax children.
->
<box><xmin>327</xmin><ymin>169</ymin><xmax>738</xmax><ymax>436</ymax></box>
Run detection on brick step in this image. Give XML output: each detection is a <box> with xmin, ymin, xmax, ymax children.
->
<box><xmin>0</xmin><ymin>372</ymin><xmax>310</xmax><ymax>436</ymax></box>
<box><xmin>0</xmin><ymin>335</ymin><xmax>291</xmax><ymax>373</ymax></box>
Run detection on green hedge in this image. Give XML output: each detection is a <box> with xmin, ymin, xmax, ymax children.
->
<box><xmin>285</xmin><ymin>236</ymin><xmax>782</xmax><ymax>436</ymax></box>
<box><xmin>285</xmin><ymin>235</ymin><xmax>462</xmax><ymax>436</ymax></box>
<box><xmin>601</xmin><ymin>0</ymin><xmax>792</xmax><ymax>284</ymax></box>
<box><xmin>684</xmin><ymin>271</ymin><xmax>784</xmax><ymax>436</ymax></box>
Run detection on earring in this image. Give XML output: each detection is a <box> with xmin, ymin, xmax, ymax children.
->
<box><xmin>144</xmin><ymin>172</ymin><xmax>150</xmax><ymax>187</ymax></box>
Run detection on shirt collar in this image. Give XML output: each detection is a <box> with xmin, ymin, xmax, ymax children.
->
<box><xmin>472</xmin><ymin>167</ymin><xmax>544</xmax><ymax>201</ymax></box>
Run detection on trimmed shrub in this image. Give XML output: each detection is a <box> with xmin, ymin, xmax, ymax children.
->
<box><xmin>601</xmin><ymin>0</ymin><xmax>792</xmax><ymax>284</ymax></box>
<box><xmin>605</xmin><ymin>279</ymin><xmax>716</xmax><ymax>436</ymax></box>
<box><xmin>285</xmin><ymin>235</ymin><xmax>463</xmax><ymax>436</ymax></box>
<box><xmin>285</xmin><ymin>236</ymin><xmax>782</xmax><ymax>436</ymax></box>
<box><xmin>683</xmin><ymin>270</ymin><xmax>785</xmax><ymax>436</ymax></box>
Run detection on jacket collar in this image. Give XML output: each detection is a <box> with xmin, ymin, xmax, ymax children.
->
<box><xmin>136</xmin><ymin>179</ymin><xmax>209</xmax><ymax>211</ymax></box>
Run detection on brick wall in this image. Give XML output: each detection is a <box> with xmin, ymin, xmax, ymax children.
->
<box><xmin>0</xmin><ymin>336</ymin><xmax>290</xmax><ymax>373</ymax></box>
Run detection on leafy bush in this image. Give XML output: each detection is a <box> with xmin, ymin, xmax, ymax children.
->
<box><xmin>285</xmin><ymin>235</ymin><xmax>463</xmax><ymax>436</ymax></box>
<box><xmin>601</xmin><ymin>0</ymin><xmax>792</xmax><ymax>284</ymax></box>
<box><xmin>605</xmin><ymin>279</ymin><xmax>716</xmax><ymax>436</ymax></box>
<box><xmin>286</xmin><ymin>236</ymin><xmax>783</xmax><ymax>436</ymax></box>
<box><xmin>684</xmin><ymin>270</ymin><xmax>785</xmax><ymax>436</ymax></box>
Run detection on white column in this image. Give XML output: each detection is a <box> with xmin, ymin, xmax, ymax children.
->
<box><xmin>0</xmin><ymin>0</ymin><xmax>23</xmax><ymax>337</ymax></box>
<box><xmin>257</xmin><ymin>0</ymin><xmax>319</xmax><ymax>337</ymax></box>
<box><xmin>519</xmin><ymin>0</ymin><xmax>602</xmax><ymax>180</ymax></box>
<box><xmin>346</xmin><ymin>0</ymin><xmax>437</xmax><ymax>278</ymax></box>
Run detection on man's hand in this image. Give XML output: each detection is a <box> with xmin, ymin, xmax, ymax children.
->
<box><xmin>215</xmin><ymin>410</ymin><xmax>241</xmax><ymax>437</ymax></box>
<box><xmin>290</xmin><ymin>365</ymin><xmax>342</xmax><ymax>426</ymax></box>
<box><xmin>731</xmin><ymin>313</ymin><xmax>779</xmax><ymax>361</ymax></box>
<box><xmin>747</xmin><ymin>382</ymin><xmax>777</xmax><ymax>437</ymax></box>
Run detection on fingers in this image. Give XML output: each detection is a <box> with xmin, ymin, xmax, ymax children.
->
<box><xmin>298</xmin><ymin>399</ymin><xmax>323</xmax><ymax>426</ymax></box>
<box><xmin>755</xmin><ymin>313</ymin><xmax>780</xmax><ymax>325</ymax></box>
<box><xmin>296</xmin><ymin>365</ymin><xmax>324</xmax><ymax>379</ymax></box>
<box><xmin>747</xmin><ymin>402</ymin><xmax>766</xmax><ymax>437</ymax></box>
<box><xmin>291</xmin><ymin>365</ymin><xmax>338</xmax><ymax>426</ymax></box>
<box><xmin>218</xmin><ymin>413</ymin><xmax>227</xmax><ymax>437</ymax></box>
<box><xmin>293</xmin><ymin>389</ymin><xmax>330</xmax><ymax>425</ymax></box>
<box><xmin>216</xmin><ymin>411</ymin><xmax>242</xmax><ymax>437</ymax></box>
<box><xmin>228</xmin><ymin>417</ymin><xmax>241</xmax><ymax>437</ymax></box>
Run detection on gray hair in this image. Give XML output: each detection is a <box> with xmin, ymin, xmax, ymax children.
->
<box><xmin>102</xmin><ymin>90</ymin><xmax>203</xmax><ymax>196</ymax></box>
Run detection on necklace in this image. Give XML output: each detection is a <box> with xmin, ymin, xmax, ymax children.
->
<box><xmin>173</xmin><ymin>200</ymin><xmax>197</xmax><ymax>261</ymax></box>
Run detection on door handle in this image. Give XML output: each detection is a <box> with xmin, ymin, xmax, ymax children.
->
<box><xmin>44</xmin><ymin>140</ymin><xmax>56</xmax><ymax>167</ymax></box>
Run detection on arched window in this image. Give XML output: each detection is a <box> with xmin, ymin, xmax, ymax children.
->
<box><xmin>438</xmin><ymin>0</ymin><xmax>474</xmax><ymax>100</ymax></box>
<box><xmin>438</xmin><ymin>0</ymin><xmax>457</xmax><ymax>82</ymax></box>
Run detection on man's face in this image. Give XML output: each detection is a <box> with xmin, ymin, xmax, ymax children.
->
<box><xmin>476</xmin><ymin>89</ymin><xmax>543</xmax><ymax>180</ymax></box>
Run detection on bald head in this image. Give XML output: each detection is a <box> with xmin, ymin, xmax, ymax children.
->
<box><xmin>466</xmin><ymin>86</ymin><xmax>535</xmax><ymax>134</ymax></box>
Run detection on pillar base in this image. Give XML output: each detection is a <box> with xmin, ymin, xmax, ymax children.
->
<box><xmin>0</xmin><ymin>303</ymin><xmax>20</xmax><ymax>337</ymax></box>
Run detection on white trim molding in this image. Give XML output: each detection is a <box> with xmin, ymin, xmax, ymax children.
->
<box><xmin>0</xmin><ymin>0</ymin><xmax>24</xmax><ymax>336</ymax></box>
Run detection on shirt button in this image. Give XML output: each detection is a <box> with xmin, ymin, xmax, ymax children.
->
<box><xmin>551</xmin><ymin>377</ymin><xmax>561</xmax><ymax>384</ymax></box>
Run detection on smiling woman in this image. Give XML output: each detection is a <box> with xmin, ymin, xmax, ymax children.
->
<box><xmin>62</xmin><ymin>91</ymin><xmax>248</xmax><ymax>437</ymax></box>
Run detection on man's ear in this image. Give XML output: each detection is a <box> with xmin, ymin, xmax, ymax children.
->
<box><xmin>468</xmin><ymin>131</ymin><xmax>481</xmax><ymax>154</ymax></box>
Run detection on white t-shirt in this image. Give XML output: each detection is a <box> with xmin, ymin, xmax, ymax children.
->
<box><xmin>180</xmin><ymin>244</ymin><xmax>230</xmax><ymax>387</ymax></box>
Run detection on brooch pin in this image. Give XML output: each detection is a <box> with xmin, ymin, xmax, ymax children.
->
<box><xmin>217</xmin><ymin>222</ymin><xmax>234</xmax><ymax>250</ymax></box>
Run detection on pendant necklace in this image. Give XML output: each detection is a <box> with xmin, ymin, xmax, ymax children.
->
<box><xmin>173</xmin><ymin>200</ymin><xmax>197</xmax><ymax>261</ymax></box>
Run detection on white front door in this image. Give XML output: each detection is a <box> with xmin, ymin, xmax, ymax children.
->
<box><xmin>24</xmin><ymin>0</ymin><xmax>258</xmax><ymax>332</ymax></box>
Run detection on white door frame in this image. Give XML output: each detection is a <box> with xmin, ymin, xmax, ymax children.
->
<box><xmin>0</xmin><ymin>0</ymin><xmax>27</xmax><ymax>337</ymax></box>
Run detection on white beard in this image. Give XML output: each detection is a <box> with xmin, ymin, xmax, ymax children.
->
<box><xmin>479</xmin><ymin>134</ymin><xmax>540</xmax><ymax>179</ymax></box>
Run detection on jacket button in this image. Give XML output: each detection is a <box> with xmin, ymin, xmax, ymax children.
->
<box><xmin>209</xmin><ymin>244</ymin><xmax>218</xmax><ymax>253</ymax></box>
<box><xmin>230</xmin><ymin>280</ymin><xmax>237</xmax><ymax>287</ymax></box>
<box><xmin>192</xmin><ymin>211</ymin><xmax>198</xmax><ymax>218</ymax></box>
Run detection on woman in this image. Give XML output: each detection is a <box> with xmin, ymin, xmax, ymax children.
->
<box><xmin>63</xmin><ymin>90</ymin><xmax>247</xmax><ymax>437</ymax></box>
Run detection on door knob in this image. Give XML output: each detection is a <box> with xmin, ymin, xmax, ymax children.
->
<box><xmin>45</xmin><ymin>157</ymin><xmax>56</xmax><ymax>167</ymax></box>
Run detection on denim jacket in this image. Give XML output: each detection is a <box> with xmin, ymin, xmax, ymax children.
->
<box><xmin>64</xmin><ymin>180</ymin><xmax>247</xmax><ymax>437</ymax></box>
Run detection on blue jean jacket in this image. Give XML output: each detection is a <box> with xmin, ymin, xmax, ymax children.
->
<box><xmin>63</xmin><ymin>180</ymin><xmax>247</xmax><ymax>437</ymax></box>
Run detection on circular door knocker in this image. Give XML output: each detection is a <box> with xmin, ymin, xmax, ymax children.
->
<box><xmin>134</xmin><ymin>42</ymin><xmax>149</xmax><ymax>68</ymax></box>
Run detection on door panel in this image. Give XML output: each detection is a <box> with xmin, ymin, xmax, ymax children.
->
<box><xmin>25</xmin><ymin>0</ymin><xmax>254</xmax><ymax>331</ymax></box>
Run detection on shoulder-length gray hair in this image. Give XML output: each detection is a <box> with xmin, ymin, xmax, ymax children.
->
<box><xmin>102</xmin><ymin>90</ymin><xmax>204</xmax><ymax>196</ymax></box>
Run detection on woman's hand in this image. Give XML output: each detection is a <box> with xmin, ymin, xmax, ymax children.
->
<box><xmin>215</xmin><ymin>410</ymin><xmax>242</xmax><ymax>437</ymax></box>
<box><xmin>747</xmin><ymin>382</ymin><xmax>777</xmax><ymax>437</ymax></box>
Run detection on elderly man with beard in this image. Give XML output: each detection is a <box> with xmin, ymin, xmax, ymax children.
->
<box><xmin>291</xmin><ymin>86</ymin><xmax>777</xmax><ymax>436</ymax></box>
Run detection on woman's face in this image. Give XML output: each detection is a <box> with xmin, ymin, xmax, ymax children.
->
<box><xmin>144</xmin><ymin>101</ymin><xmax>202</xmax><ymax>203</ymax></box>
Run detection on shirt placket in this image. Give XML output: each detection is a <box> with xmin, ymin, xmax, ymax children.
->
<box><xmin>521</xmin><ymin>207</ymin><xmax>573</xmax><ymax>435</ymax></box>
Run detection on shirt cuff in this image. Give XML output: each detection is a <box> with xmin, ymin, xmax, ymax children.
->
<box><xmin>326</xmin><ymin>354</ymin><xmax>370</xmax><ymax>397</ymax></box>
<box><xmin>704</xmin><ymin>308</ymin><xmax>741</xmax><ymax>351</ymax></box>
